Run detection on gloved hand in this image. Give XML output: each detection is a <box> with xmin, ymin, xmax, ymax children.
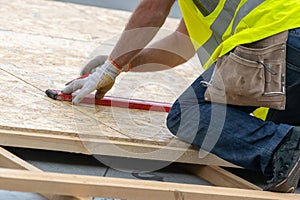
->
<box><xmin>62</xmin><ymin>57</ymin><xmax>121</xmax><ymax>105</ymax></box>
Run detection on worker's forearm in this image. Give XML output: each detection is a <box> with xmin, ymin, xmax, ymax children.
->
<box><xmin>129</xmin><ymin>33</ymin><xmax>195</xmax><ymax>72</ymax></box>
<box><xmin>129</xmin><ymin>19</ymin><xmax>196</xmax><ymax>72</ymax></box>
<box><xmin>110</xmin><ymin>0</ymin><xmax>175</xmax><ymax>68</ymax></box>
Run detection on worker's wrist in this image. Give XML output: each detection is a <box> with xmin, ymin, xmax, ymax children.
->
<box><xmin>95</xmin><ymin>60</ymin><xmax>121</xmax><ymax>79</ymax></box>
<box><xmin>108</xmin><ymin>57</ymin><xmax>123</xmax><ymax>71</ymax></box>
<box><xmin>108</xmin><ymin>57</ymin><xmax>132</xmax><ymax>72</ymax></box>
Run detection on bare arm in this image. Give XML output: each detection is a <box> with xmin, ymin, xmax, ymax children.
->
<box><xmin>110</xmin><ymin>0</ymin><xmax>176</xmax><ymax>68</ymax></box>
<box><xmin>128</xmin><ymin>19</ymin><xmax>196</xmax><ymax>72</ymax></box>
<box><xmin>62</xmin><ymin>0</ymin><xmax>191</xmax><ymax>104</ymax></box>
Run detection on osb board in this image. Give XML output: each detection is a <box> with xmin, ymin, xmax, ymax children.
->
<box><xmin>0</xmin><ymin>68</ymin><xmax>129</xmax><ymax>139</ymax></box>
<box><xmin>0</xmin><ymin>0</ymin><xmax>180</xmax><ymax>42</ymax></box>
<box><xmin>0</xmin><ymin>67</ymin><xmax>237</xmax><ymax>167</ymax></box>
<box><xmin>0</xmin><ymin>0</ymin><xmax>202</xmax><ymax>101</ymax></box>
<box><xmin>0</xmin><ymin>0</ymin><xmax>213</xmax><ymax>162</ymax></box>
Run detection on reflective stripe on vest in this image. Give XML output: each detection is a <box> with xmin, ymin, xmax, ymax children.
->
<box><xmin>199</xmin><ymin>0</ymin><xmax>242</xmax><ymax>65</ymax></box>
<box><xmin>185</xmin><ymin>0</ymin><xmax>264</xmax><ymax>67</ymax></box>
<box><xmin>178</xmin><ymin>0</ymin><xmax>300</xmax><ymax>69</ymax></box>
<box><xmin>231</xmin><ymin>0</ymin><xmax>265</xmax><ymax>34</ymax></box>
<box><xmin>192</xmin><ymin>0</ymin><xmax>219</xmax><ymax>17</ymax></box>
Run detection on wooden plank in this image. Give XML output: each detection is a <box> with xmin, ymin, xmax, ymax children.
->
<box><xmin>0</xmin><ymin>147</ymin><xmax>38</xmax><ymax>171</ymax></box>
<box><xmin>0</xmin><ymin>126</ymin><xmax>238</xmax><ymax>168</ymax></box>
<box><xmin>0</xmin><ymin>168</ymin><xmax>298</xmax><ymax>200</ymax></box>
<box><xmin>180</xmin><ymin>164</ymin><xmax>262</xmax><ymax>190</ymax></box>
<box><xmin>0</xmin><ymin>147</ymin><xmax>91</xmax><ymax>200</ymax></box>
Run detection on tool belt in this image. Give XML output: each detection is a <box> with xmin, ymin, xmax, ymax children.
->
<box><xmin>201</xmin><ymin>31</ymin><xmax>288</xmax><ymax>110</ymax></box>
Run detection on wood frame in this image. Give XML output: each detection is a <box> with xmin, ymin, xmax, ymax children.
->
<box><xmin>0</xmin><ymin>147</ymin><xmax>91</xmax><ymax>200</ymax></box>
<box><xmin>179</xmin><ymin>164</ymin><xmax>262</xmax><ymax>190</ymax></box>
<box><xmin>0</xmin><ymin>125</ymin><xmax>276</xmax><ymax>196</ymax></box>
<box><xmin>0</xmin><ymin>146</ymin><xmax>299</xmax><ymax>200</ymax></box>
<box><xmin>0</xmin><ymin>167</ymin><xmax>298</xmax><ymax>200</ymax></box>
<box><xmin>0</xmin><ymin>126</ymin><xmax>238</xmax><ymax>167</ymax></box>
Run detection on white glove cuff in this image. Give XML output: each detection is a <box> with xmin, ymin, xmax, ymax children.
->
<box><xmin>96</xmin><ymin>59</ymin><xmax>121</xmax><ymax>79</ymax></box>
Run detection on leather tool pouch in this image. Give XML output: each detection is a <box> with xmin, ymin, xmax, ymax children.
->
<box><xmin>202</xmin><ymin>31</ymin><xmax>288</xmax><ymax>110</ymax></box>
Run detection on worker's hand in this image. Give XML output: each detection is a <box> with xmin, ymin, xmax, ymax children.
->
<box><xmin>62</xmin><ymin>59</ymin><xmax>121</xmax><ymax>105</ymax></box>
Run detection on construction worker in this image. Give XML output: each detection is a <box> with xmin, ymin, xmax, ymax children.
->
<box><xmin>62</xmin><ymin>0</ymin><xmax>300</xmax><ymax>193</ymax></box>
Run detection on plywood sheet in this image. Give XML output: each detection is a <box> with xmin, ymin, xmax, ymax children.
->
<box><xmin>0</xmin><ymin>0</ymin><xmax>228</xmax><ymax>167</ymax></box>
<box><xmin>0</xmin><ymin>68</ymin><xmax>128</xmax><ymax>139</ymax></box>
<box><xmin>0</xmin><ymin>0</ymin><xmax>180</xmax><ymax>42</ymax></box>
<box><xmin>0</xmin><ymin>0</ymin><xmax>201</xmax><ymax>132</ymax></box>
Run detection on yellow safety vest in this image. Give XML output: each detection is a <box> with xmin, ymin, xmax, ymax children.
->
<box><xmin>178</xmin><ymin>0</ymin><xmax>300</xmax><ymax>120</ymax></box>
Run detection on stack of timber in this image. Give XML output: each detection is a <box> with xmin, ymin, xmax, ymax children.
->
<box><xmin>0</xmin><ymin>0</ymin><xmax>299</xmax><ymax>199</ymax></box>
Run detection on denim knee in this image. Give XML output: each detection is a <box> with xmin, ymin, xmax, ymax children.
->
<box><xmin>166</xmin><ymin>99</ymin><xmax>181</xmax><ymax>136</ymax></box>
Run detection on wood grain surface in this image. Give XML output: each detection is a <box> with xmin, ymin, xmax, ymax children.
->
<box><xmin>0</xmin><ymin>0</ymin><xmax>232</xmax><ymax>168</ymax></box>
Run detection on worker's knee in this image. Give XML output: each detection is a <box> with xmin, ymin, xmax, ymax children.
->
<box><xmin>167</xmin><ymin>100</ymin><xmax>204</xmax><ymax>145</ymax></box>
<box><xmin>166</xmin><ymin>99</ymin><xmax>181</xmax><ymax>136</ymax></box>
<box><xmin>167</xmin><ymin>87</ymin><xmax>203</xmax><ymax>138</ymax></box>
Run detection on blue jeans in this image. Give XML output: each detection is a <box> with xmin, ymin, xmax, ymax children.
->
<box><xmin>167</xmin><ymin>28</ymin><xmax>300</xmax><ymax>175</ymax></box>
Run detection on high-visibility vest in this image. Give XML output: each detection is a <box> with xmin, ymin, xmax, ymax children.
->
<box><xmin>178</xmin><ymin>0</ymin><xmax>300</xmax><ymax>120</ymax></box>
<box><xmin>178</xmin><ymin>0</ymin><xmax>300</xmax><ymax>69</ymax></box>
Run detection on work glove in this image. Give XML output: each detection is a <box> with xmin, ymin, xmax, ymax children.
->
<box><xmin>62</xmin><ymin>56</ymin><xmax>122</xmax><ymax>105</ymax></box>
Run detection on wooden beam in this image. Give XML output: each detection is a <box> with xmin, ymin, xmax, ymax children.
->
<box><xmin>0</xmin><ymin>147</ymin><xmax>91</xmax><ymax>200</ymax></box>
<box><xmin>0</xmin><ymin>168</ymin><xmax>298</xmax><ymax>200</ymax></box>
<box><xmin>0</xmin><ymin>126</ymin><xmax>239</xmax><ymax>168</ymax></box>
<box><xmin>180</xmin><ymin>164</ymin><xmax>262</xmax><ymax>190</ymax></box>
<box><xmin>0</xmin><ymin>147</ymin><xmax>38</xmax><ymax>171</ymax></box>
